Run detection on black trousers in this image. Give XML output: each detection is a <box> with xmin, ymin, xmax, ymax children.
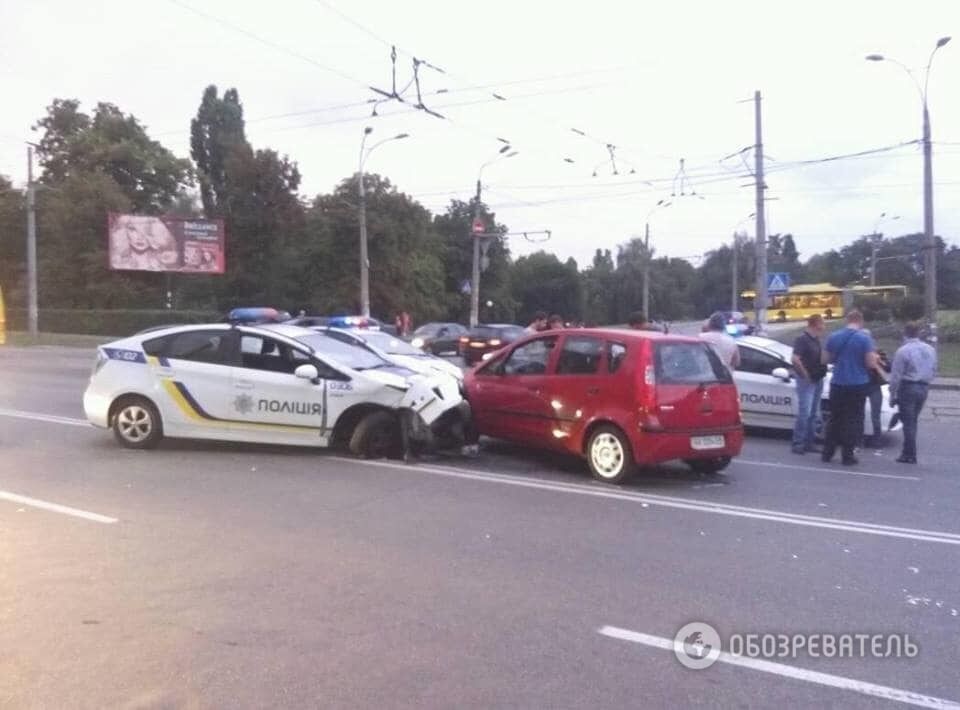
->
<box><xmin>825</xmin><ymin>383</ymin><xmax>869</xmax><ymax>460</ymax></box>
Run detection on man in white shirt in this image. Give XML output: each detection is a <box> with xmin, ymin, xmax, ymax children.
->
<box><xmin>699</xmin><ymin>312</ymin><xmax>741</xmax><ymax>370</ymax></box>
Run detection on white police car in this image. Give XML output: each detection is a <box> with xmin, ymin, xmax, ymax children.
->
<box><xmin>304</xmin><ymin>327</ymin><xmax>464</xmax><ymax>382</ymax></box>
<box><xmin>83</xmin><ymin>323</ymin><xmax>471</xmax><ymax>456</ymax></box>
<box><xmin>734</xmin><ymin>335</ymin><xmax>899</xmax><ymax>435</ymax></box>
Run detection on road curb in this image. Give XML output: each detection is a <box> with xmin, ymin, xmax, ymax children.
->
<box><xmin>930</xmin><ymin>382</ymin><xmax>960</xmax><ymax>392</ymax></box>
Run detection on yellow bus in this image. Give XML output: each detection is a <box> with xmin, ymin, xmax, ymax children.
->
<box><xmin>740</xmin><ymin>283</ymin><xmax>907</xmax><ymax>322</ymax></box>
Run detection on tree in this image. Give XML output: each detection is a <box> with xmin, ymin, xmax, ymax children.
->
<box><xmin>27</xmin><ymin>99</ymin><xmax>193</xmax><ymax>309</ymax></box>
<box><xmin>434</xmin><ymin>198</ymin><xmax>515</xmax><ymax>322</ymax></box>
<box><xmin>510</xmin><ymin>251</ymin><xmax>582</xmax><ymax>323</ymax></box>
<box><xmin>34</xmin><ymin>100</ymin><xmax>191</xmax><ymax>213</ymax></box>
<box><xmin>0</xmin><ymin>177</ymin><xmax>25</xmax><ymax>304</ymax></box>
<box><xmin>304</xmin><ymin>174</ymin><xmax>447</xmax><ymax>321</ymax></box>
<box><xmin>581</xmin><ymin>248</ymin><xmax>616</xmax><ymax>325</ymax></box>
<box><xmin>190</xmin><ymin>86</ymin><xmax>248</xmax><ymax>217</ymax></box>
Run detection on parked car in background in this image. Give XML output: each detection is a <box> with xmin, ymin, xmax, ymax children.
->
<box><xmin>459</xmin><ymin>324</ymin><xmax>527</xmax><ymax>366</ymax></box>
<box><xmin>464</xmin><ymin>329</ymin><xmax>743</xmax><ymax>483</ymax></box>
<box><xmin>410</xmin><ymin>322</ymin><xmax>468</xmax><ymax>356</ymax></box>
<box><xmin>733</xmin><ymin>335</ymin><xmax>899</xmax><ymax>436</ymax></box>
<box><xmin>306</xmin><ymin>326</ymin><xmax>464</xmax><ymax>382</ymax></box>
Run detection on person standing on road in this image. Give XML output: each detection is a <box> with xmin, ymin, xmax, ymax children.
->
<box><xmin>862</xmin><ymin>332</ymin><xmax>892</xmax><ymax>448</ymax></box>
<box><xmin>546</xmin><ymin>314</ymin><xmax>565</xmax><ymax>330</ymax></box>
<box><xmin>790</xmin><ymin>314</ymin><xmax>827</xmax><ymax>455</ymax></box>
<box><xmin>699</xmin><ymin>312</ymin><xmax>741</xmax><ymax>370</ymax></box>
<box><xmin>526</xmin><ymin>311</ymin><xmax>548</xmax><ymax>333</ymax></box>
<box><xmin>821</xmin><ymin>310</ymin><xmax>878</xmax><ymax>466</ymax></box>
<box><xmin>888</xmin><ymin>322</ymin><xmax>938</xmax><ymax>464</ymax></box>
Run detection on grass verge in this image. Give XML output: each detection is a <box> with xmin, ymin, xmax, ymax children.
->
<box><xmin>3</xmin><ymin>331</ymin><xmax>113</xmax><ymax>348</ymax></box>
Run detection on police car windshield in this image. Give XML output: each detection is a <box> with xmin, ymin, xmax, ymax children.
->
<box><xmin>296</xmin><ymin>334</ymin><xmax>389</xmax><ymax>370</ymax></box>
<box><xmin>361</xmin><ymin>332</ymin><xmax>422</xmax><ymax>355</ymax></box>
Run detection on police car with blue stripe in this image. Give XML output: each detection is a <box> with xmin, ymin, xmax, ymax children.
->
<box><xmin>83</xmin><ymin>323</ymin><xmax>471</xmax><ymax>457</ymax></box>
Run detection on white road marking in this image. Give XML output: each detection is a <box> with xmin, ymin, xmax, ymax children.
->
<box><xmin>336</xmin><ymin>457</ymin><xmax>960</xmax><ymax>546</ymax></box>
<box><xmin>0</xmin><ymin>490</ymin><xmax>118</xmax><ymax>524</ymax></box>
<box><xmin>739</xmin><ymin>458</ymin><xmax>920</xmax><ymax>481</ymax></box>
<box><xmin>598</xmin><ymin>625</ymin><xmax>960</xmax><ymax>710</ymax></box>
<box><xmin>0</xmin><ymin>408</ymin><xmax>88</xmax><ymax>427</ymax></box>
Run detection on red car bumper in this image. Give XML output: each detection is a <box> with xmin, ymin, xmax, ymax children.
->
<box><xmin>628</xmin><ymin>425</ymin><xmax>744</xmax><ymax>466</ymax></box>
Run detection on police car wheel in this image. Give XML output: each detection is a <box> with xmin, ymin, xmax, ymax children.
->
<box><xmin>112</xmin><ymin>397</ymin><xmax>162</xmax><ymax>449</ymax></box>
<box><xmin>686</xmin><ymin>456</ymin><xmax>731</xmax><ymax>475</ymax></box>
<box><xmin>349</xmin><ymin>411</ymin><xmax>400</xmax><ymax>459</ymax></box>
<box><xmin>586</xmin><ymin>425</ymin><xmax>635</xmax><ymax>484</ymax></box>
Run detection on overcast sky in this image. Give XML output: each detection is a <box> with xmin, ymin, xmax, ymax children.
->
<box><xmin>2</xmin><ymin>0</ymin><xmax>958</xmax><ymax>269</ymax></box>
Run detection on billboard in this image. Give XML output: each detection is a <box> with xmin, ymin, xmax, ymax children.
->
<box><xmin>108</xmin><ymin>213</ymin><xmax>225</xmax><ymax>273</ymax></box>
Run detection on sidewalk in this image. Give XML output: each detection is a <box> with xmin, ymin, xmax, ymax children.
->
<box><xmin>931</xmin><ymin>377</ymin><xmax>960</xmax><ymax>391</ymax></box>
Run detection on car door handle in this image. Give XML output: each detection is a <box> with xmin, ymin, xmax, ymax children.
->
<box><xmin>236</xmin><ymin>380</ymin><xmax>255</xmax><ymax>389</ymax></box>
<box><xmin>526</xmin><ymin>386</ymin><xmax>541</xmax><ymax>394</ymax></box>
<box><xmin>587</xmin><ymin>387</ymin><xmax>600</xmax><ymax>395</ymax></box>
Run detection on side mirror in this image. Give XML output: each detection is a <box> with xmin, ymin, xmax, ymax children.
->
<box><xmin>295</xmin><ymin>363</ymin><xmax>319</xmax><ymax>381</ymax></box>
<box><xmin>771</xmin><ymin>367</ymin><xmax>791</xmax><ymax>382</ymax></box>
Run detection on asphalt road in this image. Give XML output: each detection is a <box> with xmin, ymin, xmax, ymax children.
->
<box><xmin>2</xmin><ymin>346</ymin><xmax>960</xmax><ymax>709</ymax></box>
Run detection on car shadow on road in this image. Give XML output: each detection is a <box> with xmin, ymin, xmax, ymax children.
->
<box><xmin>425</xmin><ymin>438</ymin><xmax>732</xmax><ymax>492</ymax></box>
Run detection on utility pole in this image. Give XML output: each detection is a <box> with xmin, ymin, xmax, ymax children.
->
<box><xmin>26</xmin><ymin>145</ymin><xmax>38</xmax><ymax>336</ymax></box>
<box><xmin>922</xmin><ymin>102</ymin><xmax>936</xmax><ymax>341</ymax></box>
<box><xmin>869</xmin><ymin>233</ymin><xmax>880</xmax><ymax>286</ymax></box>
<box><xmin>642</xmin><ymin>222</ymin><xmax>650</xmax><ymax>320</ymax></box>
<box><xmin>731</xmin><ymin>233</ymin><xmax>739</xmax><ymax>312</ymax></box>
<box><xmin>753</xmin><ymin>90</ymin><xmax>768</xmax><ymax>332</ymax></box>
<box><xmin>469</xmin><ymin>178</ymin><xmax>482</xmax><ymax>328</ymax></box>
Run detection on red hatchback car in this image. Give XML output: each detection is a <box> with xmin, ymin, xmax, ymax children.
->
<box><xmin>464</xmin><ymin>329</ymin><xmax>744</xmax><ymax>484</ymax></box>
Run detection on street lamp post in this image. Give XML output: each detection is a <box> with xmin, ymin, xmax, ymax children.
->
<box><xmin>867</xmin><ymin>36</ymin><xmax>951</xmax><ymax>342</ymax></box>
<box><xmin>643</xmin><ymin>200</ymin><xmax>671</xmax><ymax>320</ymax></box>
<box><xmin>469</xmin><ymin>146</ymin><xmax>518</xmax><ymax>328</ymax></box>
<box><xmin>358</xmin><ymin>126</ymin><xmax>409</xmax><ymax>318</ymax></box>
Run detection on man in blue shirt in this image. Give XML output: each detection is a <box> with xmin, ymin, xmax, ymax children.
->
<box><xmin>889</xmin><ymin>322</ymin><xmax>938</xmax><ymax>464</ymax></box>
<box><xmin>821</xmin><ymin>310</ymin><xmax>879</xmax><ymax>465</ymax></box>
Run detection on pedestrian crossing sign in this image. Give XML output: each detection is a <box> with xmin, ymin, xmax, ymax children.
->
<box><xmin>767</xmin><ymin>272</ymin><xmax>790</xmax><ymax>293</ymax></box>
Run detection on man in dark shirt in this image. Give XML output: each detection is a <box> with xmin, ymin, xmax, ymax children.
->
<box><xmin>790</xmin><ymin>314</ymin><xmax>826</xmax><ymax>454</ymax></box>
<box><xmin>821</xmin><ymin>310</ymin><xmax>879</xmax><ymax>465</ymax></box>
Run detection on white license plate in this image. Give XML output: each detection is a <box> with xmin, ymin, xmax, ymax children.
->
<box><xmin>691</xmin><ymin>435</ymin><xmax>725</xmax><ymax>450</ymax></box>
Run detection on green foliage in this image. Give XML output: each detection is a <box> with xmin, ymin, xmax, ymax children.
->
<box><xmin>510</xmin><ymin>251</ymin><xmax>582</xmax><ymax>323</ymax></box>
<box><xmin>5</xmin><ymin>308</ymin><xmax>220</xmax><ymax>335</ymax></box>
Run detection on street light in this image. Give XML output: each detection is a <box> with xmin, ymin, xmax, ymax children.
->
<box><xmin>866</xmin><ymin>36</ymin><xmax>951</xmax><ymax>342</ymax></box>
<box><xmin>469</xmin><ymin>147</ymin><xmax>518</xmax><ymax>327</ymax></box>
<box><xmin>358</xmin><ymin>126</ymin><xmax>409</xmax><ymax>317</ymax></box>
<box><xmin>642</xmin><ymin>199</ymin><xmax>672</xmax><ymax>320</ymax></box>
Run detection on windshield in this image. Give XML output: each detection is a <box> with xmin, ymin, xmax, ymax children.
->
<box><xmin>361</xmin><ymin>331</ymin><xmax>423</xmax><ymax>355</ymax></box>
<box><xmin>414</xmin><ymin>324</ymin><xmax>441</xmax><ymax>336</ymax></box>
<box><xmin>296</xmin><ymin>333</ymin><xmax>390</xmax><ymax>370</ymax></box>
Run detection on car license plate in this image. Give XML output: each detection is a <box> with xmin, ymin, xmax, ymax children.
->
<box><xmin>469</xmin><ymin>342</ymin><xmax>485</xmax><ymax>348</ymax></box>
<box><xmin>691</xmin><ymin>435</ymin><xmax>724</xmax><ymax>450</ymax></box>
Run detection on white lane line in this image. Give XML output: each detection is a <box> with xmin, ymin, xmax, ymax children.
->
<box><xmin>334</xmin><ymin>457</ymin><xmax>960</xmax><ymax>545</ymax></box>
<box><xmin>598</xmin><ymin>625</ymin><xmax>960</xmax><ymax>710</ymax></box>
<box><xmin>739</xmin><ymin>459</ymin><xmax>921</xmax><ymax>481</ymax></box>
<box><xmin>0</xmin><ymin>490</ymin><xmax>118</xmax><ymax>524</ymax></box>
<box><xmin>0</xmin><ymin>408</ymin><xmax>88</xmax><ymax>427</ymax></box>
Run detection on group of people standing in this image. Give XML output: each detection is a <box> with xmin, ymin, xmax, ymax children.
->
<box><xmin>790</xmin><ymin>311</ymin><xmax>937</xmax><ymax>466</ymax></box>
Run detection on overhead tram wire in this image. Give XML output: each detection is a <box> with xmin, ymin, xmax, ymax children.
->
<box><xmin>166</xmin><ymin>0</ymin><xmax>369</xmax><ymax>89</ymax></box>
<box><xmin>309</xmin><ymin>0</ymin><xmax>703</xmax><ymax>173</ymax></box>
